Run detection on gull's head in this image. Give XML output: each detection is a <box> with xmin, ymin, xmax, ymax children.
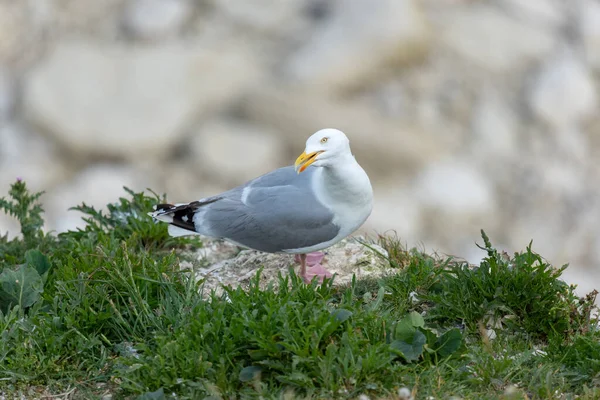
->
<box><xmin>294</xmin><ymin>128</ymin><xmax>351</xmax><ymax>173</ymax></box>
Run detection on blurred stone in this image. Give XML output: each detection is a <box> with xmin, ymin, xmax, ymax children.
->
<box><xmin>191</xmin><ymin>120</ymin><xmax>287</xmax><ymax>186</ymax></box>
<box><xmin>285</xmin><ymin>0</ymin><xmax>429</xmax><ymax>91</ymax></box>
<box><xmin>0</xmin><ymin>213</ymin><xmax>20</xmax><ymax>240</ymax></box>
<box><xmin>0</xmin><ymin>68</ymin><xmax>15</xmax><ymax>122</ymax></box>
<box><xmin>365</xmin><ymin>185</ymin><xmax>420</xmax><ymax>240</ymax></box>
<box><xmin>44</xmin><ymin>164</ymin><xmax>155</xmax><ymax>232</ymax></box>
<box><xmin>52</xmin><ymin>0</ymin><xmax>126</xmax><ymax>36</ymax></box>
<box><xmin>240</xmin><ymin>88</ymin><xmax>454</xmax><ymax>176</ymax></box>
<box><xmin>529</xmin><ymin>52</ymin><xmax>597</xmax><ymax>129</ymax></box>
<box><xmin>414</xmin><ymin>160</ymin><xmax>494</xmax><ymax>214</ymax></box>
<box><xmin>0</xmin><ymin>1</ymin><xmax>43</xmax><ymax>67</ymax></box>
<box><xmin>213</xmin><ymin>0</ymin><xmax>307</xmax><ymax>36</ymax></box>
<box><xmin>471</xmin><ymin>89</ymin><xmax>518</xmax><ymax>158</ymax></box>
<box><xmin>24</xmin><ymin>40</ymin><xmax>262</xmax><ymax>160</ymax></box>
<box><xmin>580</xmin><ymin>0</ymin><xmax>600</xmax><ymax>69</ymax></box>
<box><xmin>123</xmin><ymin>0</ymin><xmax>191</xmax><ymax>39</ymax></box>
<box><xmin>539</xmin><ymin>158</ymin><xmax>585</xmax><ymax>195</ymax></box>
<box><xmin>553</xmin><ymin>127</ymin><xmax>589</xmax><ymax>160</ymax></box>
<box><xmin>0</xmin><ymin>2</ymin><xmax>25</xmax><ymax>59</ymax></box>
<box><xmin>500</xmin><ymin>0</ymin><xmax>565</xmax><ymax>28</ymax></box>
<box><xmin>156</xmin><ymin>161</ymin><xmax>229</xmax><ymax>205</ymax></box>
<box><xmin>439</xmin><ymin>5</ymin><xmax>555</xmax><ymax>72</ymax></box>
<box><xmin>0</xmin><ymin>123</ymin><xmax>67</xmax><ymax>194</ymax></box>
<box><xmin>397</xmin><ymin>387</ymin><xmax>413</xmax><ymax>400</ymax></box>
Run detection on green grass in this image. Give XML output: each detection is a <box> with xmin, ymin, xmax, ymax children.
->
<box><xmin>0</xmin><ymin>180</ymin><xmax>598</xmax><ymax>399</ymax></box>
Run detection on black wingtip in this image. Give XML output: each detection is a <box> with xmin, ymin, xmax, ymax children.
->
<box><xmin>155</xmin><ymin>203</ymin><xmax>176</xmax><ymax>212</ymax></box>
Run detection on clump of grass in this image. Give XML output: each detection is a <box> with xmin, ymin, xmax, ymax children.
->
<box><xmin>424</xmin><ymin>230</ymin><xmax>595</xmax><ymax>339</ymax></box>
<box><xmin>119</xmin><ymin>272</ymin><xmax>465</xmax><ymax>398</ymax></box>
<box><xmin>547</xmin><ymin>328</ymin><xmax>600</xmax><ymax>388</ymax></box>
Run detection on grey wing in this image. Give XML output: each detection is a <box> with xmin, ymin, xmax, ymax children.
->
<box><xmin>197</xmin><ymin>167</ymin><xmax>340</xmax><ymax>252</ymax></box>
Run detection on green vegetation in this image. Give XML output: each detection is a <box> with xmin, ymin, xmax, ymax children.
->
<box><xmin>0</xmin><ymin>180</ymin><xmax>598</xmax><ymax>399</ymax></box>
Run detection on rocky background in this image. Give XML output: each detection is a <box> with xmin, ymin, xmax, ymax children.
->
<box><xmin>0</xmin><ymin>0</ymin><xmax>599</xmax><ymax>296</ymax></box>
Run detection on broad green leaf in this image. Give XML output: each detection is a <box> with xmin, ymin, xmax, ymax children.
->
<box><xmin>332</xmin><ymin>308</ymin><xmax>353</xmax><ymax>323</ymax></box>
<box><xmin>420</xmin><ymin>327</ymin><xmax>439</xmax><ymax>346</ymax></box>
<box><xmin>390</xmin><ymin>330</ymin><xmax>426</xmax><ymax>361</ymax></box>
<box><xmin>25</xmin><ymin>249</ymin><xmax>51</xmax><ymax>276</ymax></box>
<box><xmin>395</xmin><ymin>311</ymin><xmax>424</xmax><ymax>342</ymax></box>
<box><xmin>0</xmin><ymin>264</ymin><xmax>43</xmax><ymax>309</ymax></box>
<box><xmin>407</xmin><ymin>311</ymin><xmax>425</xmax><ymax>327</ymax></box>
<box><xmin>435</xmin><ymin>328</ymin><xmax>463</xmax><ymax>358</ymax></box>
<box><xmin>239</xmin><ymin>365</ymin><xmax>262</xmax><ymax>382</ymax></box>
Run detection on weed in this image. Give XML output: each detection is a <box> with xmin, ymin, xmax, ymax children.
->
<box><xmin>0</xmin><ymin>180</ymin><xmax>55</xmax><ymax>266</ymax></box>
<box><xmin>425</xmin><ymin>230</ymin><xmax>594</xmax><ymax>339</ymax></box>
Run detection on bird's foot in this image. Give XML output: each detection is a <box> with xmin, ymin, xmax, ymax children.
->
<box><xmin>295</xmin><ymin>252</ymin><xmax>331</xmax><ymax>284</ymax></box>
<box><xmin>300</xmin><ymin>264</ymin><xmax>333</xmax><ymax>284</ymax></box>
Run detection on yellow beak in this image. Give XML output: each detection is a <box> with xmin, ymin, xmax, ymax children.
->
<box><xmin>294</xmin><ymin>151</ymin><xmax>323</xmax><ymax>173</ymax></box>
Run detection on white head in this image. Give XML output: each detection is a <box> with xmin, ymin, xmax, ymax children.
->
<box><xmin>294</xmin><ymin>128</ymin><xmax>352</xmax><ymax>173</ymax></box>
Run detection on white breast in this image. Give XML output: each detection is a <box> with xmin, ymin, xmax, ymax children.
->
<box><xmin>283</xmin><ymin>160</ymin><xmax>373</xmax><ymax>254</ymax></box>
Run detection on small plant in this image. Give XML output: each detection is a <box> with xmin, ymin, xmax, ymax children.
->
<box><xmin>425</xmin><ymin>230</ymin><xmax>596</xmax><ymax>339</ymax></box>
<box><xmin>0</xmin><ymin>179</ymin><xmax>45</xmax><ymax>246</ymax></box>
<box><xmin>0</xmin><ymin>180</ymin><xmax>55</xmax><ymax>268</ymax></box>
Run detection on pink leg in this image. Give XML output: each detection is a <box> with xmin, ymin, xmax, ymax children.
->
<box><xmin>298</xmin><ymin>254</ymin><xmax>307</xmax><ymax>278</ymax></box>
<box><xmin>294</xmin><ymin>252</ymin><xmax>333</xmax><ymax>283</ymax></box>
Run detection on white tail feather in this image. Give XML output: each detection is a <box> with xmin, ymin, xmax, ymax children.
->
<box><xmin>147</xmin><ymin>211</ymin><xmax>174</xmax><ymax>223</ymax></box>
<box><xmin>168</xmin><ymin>224</ymin><xmax>200</xmax><ymax>237</ymax></box>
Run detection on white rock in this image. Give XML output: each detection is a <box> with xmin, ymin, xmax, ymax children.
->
<box><xmin>398</xmin><ymin>387</ymin><xmax>413</xmax><ymax>400</ymax></box>
<box><xmin>0</xmin><ymin>1</ymin><xmax>30</xmax><ymax>65</ymax></box>
<box><xmin>189</xmin><ymin>236</ymin><xmax>390</xmax><ymax>296</ymax></box>
<box><xmin>191</xmin><ymin>120</ymin><xmax>287</xmax><ymax>186</ymax></box>
<box><xmin>24</xmin><ymin>40</ymin><xmax>261</xmax><ymax>160</ymax></box>
<box><xmin>0</xmin><ymin>213</ymin><xmax>20</xmax><ymax>240</ymax></box>
<box><xmin>539</xmin><ymin>158</ymin><xmax>585</xmax><ymax>195</ymax></box>
<box><xmin>500</xmin><ymin>0</ymin><xmax>565</xmax><ymax>28</ymax></box>
<box><xmin>285</xmin><ymin>0</ymin><xmax>429</xmax><ymax>91</ymax></box>
<box><xmin>0</xmin><ymin>123</ymin><xmax>66</xmax><ymax>194</ymax></box>
<box><xmin>156</xmin><ymin>162</ymin><xmax>226</xmax><ymax>204</ymax></box>
<box><xmin>365</xmin><ymin>185</ymin><xmax>420</xmax><ymax>240</ymax></box>
<box><xmin>44</xmin><ymin>164</ymin><xmax>155</xmax><ymax>232</ymax></box>
<box><xmin>580</xmin><ymin>0</ymin><xmax>600</xmax><ymax>69</ymax></box>
<box><xmin>0</xmin><ymin>68</ymin><xmax>14</xmax><ymax>121</ymax></box>
<box><xmin>439</xmin><ymin>5</ymin><xmax>555</xmax><ymax>72</ymax></box>
<box><xmin>529</xmin><ymin>52</ymin><xmax>597</xmax><ymax>129</ymax></box>
<box><xmin>471</xmin><ymin>89</ymin><xmax>518</xmax><ymax>157</ymax></box>
<box><xmin>554</xmin><ymin>126</ymin><xmax>590</xmax><ymax>160</ymax></box>
<box><xmin>414</xmin><ymin>160</ymin><xmax>494</xmax><ymax>214</ymax></box>
<box><xmin>213</xmin><ymin>0</ymin><xmax>307</xmax><ymax>35</ymax></box>
<box><xmin>123</xmin><ymin>0</ymin><xmax>191</xmax><ymax>39</ymax></box>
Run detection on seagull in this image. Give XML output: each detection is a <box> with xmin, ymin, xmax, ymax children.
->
<box><xmin>149</xmin><ymin>128</ymin><xmax>373</xmax><ymax>283</ymax></box>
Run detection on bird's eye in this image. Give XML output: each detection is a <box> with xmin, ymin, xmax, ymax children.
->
<box><xmin>320</xmin><ymin>137</ymin><xmax>328</xmax><ymax>144</ymax></box>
